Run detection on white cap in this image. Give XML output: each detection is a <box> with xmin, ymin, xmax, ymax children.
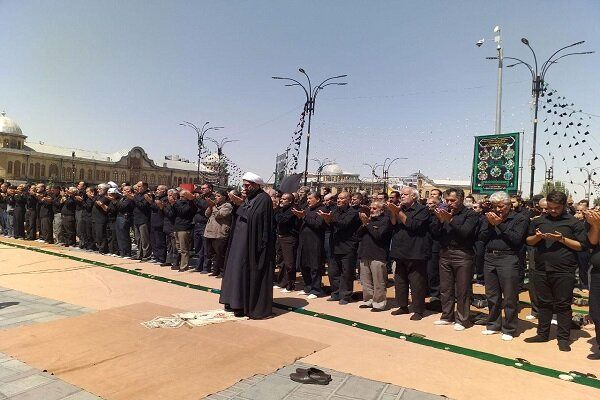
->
<box><xmin>241</xmin><ymin>172</ymin><xmax>265</xmax><ymax>186</ymax></box>
<box><xmin>107</xmin><ymin>181</ymin><xmax>118</xmax><ymax>188</ymax></box>
<box><xmin>108</xmin><ymin>188</ymin><xmax>121</xmax><ymax>195</ymax></box>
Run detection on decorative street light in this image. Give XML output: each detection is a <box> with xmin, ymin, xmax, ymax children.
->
<box><xmin>207</xmin><ymin>137</ymin><xmax>239</xmax><ymax>186</ymax></box>
<box><xmin>273</xmin><ymin>69</ymin><xmax>348</xmax><ymax>187</ymax></box>
<box><xmin>179</xmin><ymin>121</ymin><xmax>224</xmax><ymax>183</ymax></box>
<box><xmin>477</xmin><ymin>25</ymin><xmax>503</xmax><ymax>134</ymax></box>
<box><xmin>312</xmin><ymin>158</ymin><xmax>334</xmax><ymax>192</ymax></box>
<box><xmin>578</xmin><ymin>166</ymin><xmax>600</xmax><ymax>202</ymax></box>
<box><xmin>380</xmin><ymin>157</ymin><xmax>407</xmax><ymax>193</ymax></box>
<box><xmin>488</xmin><ymin>38</ymin><xmax>593</xmax><ymax>199</ymax></box>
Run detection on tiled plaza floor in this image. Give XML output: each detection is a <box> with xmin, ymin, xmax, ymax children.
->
<box><xmin>0</xmin><ymin>286</ymin><xmax>103</xmax><ymax>400</ymax></box>
<box><xmin>206</xmin><ymin>362</ymin><xmax>447</xmax><ymax>400</ymax></box>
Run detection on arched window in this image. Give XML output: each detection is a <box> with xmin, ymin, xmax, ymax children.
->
<box><xmin>121</xmin><ymin>171</ymin><xmax>127</xmax><ymax>183</ymax></box>
<box><xmin>141</xmin><ymin>173</ymin><xmax>147</xmax><ymax>182</ymax></box>
<box><xmin>62</xmin><ymin>167</ymin><xmax>66</xmax><ymax>179</ymax></box>
<box><xmin>14</xmin><ymin>160</ymin><xmax>21</xmax><ymax>177</ymax></box>
<box><xmin>95</xmin><ymin>170</ymin><xmax>100</xmax><ymax>180</ymax></box>
<box><xmin>10</xmin><ymin>139</ymin><xmax>17</xmax><ymax>148</ymax></box>
<box><xmin>177</xmin><ymin>177</ymin><xmax>182</xmax><ymax>185</ymax></box>
<box><xmin>149</xmin><ymin>174</ymin><xmax>155</xmax><ymax>184</ymax></box>
<box><xmin>3</xmin><ymin>139</ymin><xmax>9</xmax><ymax>148</ymax></box>
<box><xmin>49</xmin><ymin>164</ymin><xmax>59</xmax><ymax>178</ymax></box>
<box><xmin>7</xmin><ymin>161</ymin><xmax>13</xmax><ymax>174</ymax></box>
<box><xmin>100</xmin><ymin>170</ymin><xmax>106</xmax><ymax>181</ymax></box>
<box><xmin>21</xmin><ymin>163</ymin><xmax>25</xmax><ymax>176</ymax></box>
<box><xmin>113</xmin><ymin>171</ymin><xmax>119</xmax><ymax>182</ymax></box>
<box><xmin>79</xmin><ymin>169</ymin><xmax>85</xmax><ymax>180</ymax></box>
<box><xmin>87</xmin><ymin>169</ymin><xmax>93</xmax><ymax>180</ymax></box>
<box><xmin>41</xmin><ymin>164</ymin><xmax>46</xmax><ymax>177</ymax></box>
<box><xmin>29</xmin><ymin>164</ymin><xmax>34</xmax><ymax>176</ymax></box>
<box><xmin>183</xmin><ymin>177</ymin><xmax>188</xmax><ymax>184</ymax></box>
<box><xmin>34</xmin><ymin>163</ymin><xmax>40</xmax><ymax>178</ymax></box>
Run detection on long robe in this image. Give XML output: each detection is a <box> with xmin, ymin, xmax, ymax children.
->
<box><xmin>219</xmin><ymin>189</ymin><xmax>274</xmax><ymax>319</ymax></box>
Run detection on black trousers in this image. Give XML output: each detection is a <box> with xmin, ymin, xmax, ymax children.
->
<box><xmin>151</xmin><ymin>225</ymin><xmax>167</xmax><ymax>263</ymax></box>
<box><xmin>81</xmin><ymin>217</ymin><xmax>94</xmax><ymax>249</ymax></box>
<box><xmin>25</xmin><ymin>209</ymin><xmax>37</xmax><ymax>240</ymax></box>
<box><xmin>116</xmin><ymin>216</ymin><xmax>132</xmax><ymax>257</ymax></box>
<box><xmin>427</xmin><ymin>246</ymin><xmax>440</xmax><ymax>300</ymax></box>
<box><xmin>94</xmin><ymin>220</ymin><xmax>108</xmax><ymax>253</ymax></box>
<box><xmin>329</xmin><ymin>251</ymin><xmax>357</xmax><ymax>301</ymax></box>
<box><xmin>589</xmin><ymin>266</ymin><xmax>600</xmax><ymax>345</ymax></box>
<box><xmin>276</xmin><ymin>235</ymin><xmax>297</xmax><ymax>290</ymax></box>
<box><xmin>76</xmin><ymin>210</ymin><xmax>84</xmax><ymax>247</ymax></box>
<box><xmin>439</xmin><ymin>248</ymin><xmax>474</xmax><ymax>326</ymax></box>
<box><xmin>394</xmin><ymin>258</ymin><xmax>427</xmax><ymax>314</ymax></box>
<box><xmin>484</xmin><ymin>253</ymin><xmax>520</xmax><ymax>335</ymax></box>
<box><xmin>61</xmin><ymin>215</ymin><xmax>76</xmax><ymax>246</ymax></box>
<box><xmin>526</xmin><ymin>246</ymin><xmax>539</xmax><ymax>316</ymax></box>
<box><xmin>39</xmin><ymin>217</ymin><xmax>53</xmax><ymax>243</ymax></box>
<box><xmin>206</xmin><ymin>237</ymin><xmax>228</xmax><ymax>274</ymax></box>
<box><xmin>107</xmin><ymin>220</ymin><xmax>119</xmax><ymax>254</ymax></box>
<box><xmin>577</xmin><ymin>251</ymin><xmax>590</xmax><ymax>289</ymax></box>
<box><xmin>532</xmin><ymin>269</ymin><xmax>575</xmax><ymax>342</ymax></box>
<box><xmin>193</xmin><ymin>224</ymin><xmax>208</xmax><ymax>270</ymax></box>
<box><xmin>13</xmin><ymin>208</ymin><xmax>25</xmax><ymax>238</ymax></box>
<box><xmin>473</xmin><ymin>241</ymin><xmax>485</xmax><ymax>282</ymax></box>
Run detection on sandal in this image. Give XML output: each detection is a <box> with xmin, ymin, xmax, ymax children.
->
<box><xmin>293</xmin><ymin>367</ymin><xmax>331</xmax><ymax>382</ymax></box>
<box><xmin>289</xmin><ymin>370</ymin><xmax>331</xmax><ymax>385</ymax></box>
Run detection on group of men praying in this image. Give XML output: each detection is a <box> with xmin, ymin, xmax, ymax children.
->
<box><xmin>0</xmin><ymin>174</ymin><xmax>599</xmax><ymax>354</ymax></box>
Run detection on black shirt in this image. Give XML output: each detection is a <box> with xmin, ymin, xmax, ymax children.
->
<box><xmin>331</xmin><ymin>205</ymin><xmax>361</xmax><ymax>255</ymax></box>
<box><xmin>528</xmin><ymin>212</ymin><xmax>587</xmax><ymax>272</ymax></box>
<box><xmin>430</xmin><ymin>206</ymin><xmax>479</xmax><ymax>251</ymax></box>
<box><xmin>133</xmin><ymin>191</ymin><xmax>152</xmax><ymax>226</ymax></box>
<box><xmin>274</xmin><ymin>205</ymin><xmax>298</xmax><ymax>236</ymax></box>
<box><xmin>116</xmin><ymin>197</ymin><xmax>134</xmax><ymax>219</ymax></box>
<box><xmin>193</xmin><ymin>197</ymin><xmax>210</xmax><ymax>226</ymax></box>
<box><xmin>60</xmin><ymin>196</ymin><xmax>77</xmax><ymax>217</ymax></box>
<box><xmin>478</xmin><ymin>211</ymin><xmax>529</xmax><ymax>252</ymax></box>
<box><xmin>150</xmin><ymin>193</ymin><xmax>167</xmax><ymax>228</ymax></box>
<box><xmin>173</xmin><ymin>199</ymin><xmax>197</xmax><ymax>231</ymax></box>
<box><xmin>38</xmin><ymin>194</ymin><xmax>54</xmax><ymax>219</ymax></box>
<box><xmin>390</xmin><ymin>202</ymin><xmax>431</xmax><ymax>260</ymax></box>
<box><xmin>358</xmin><ymin>214</ymin><xmax>393</xmax><ymax>261</ymax></box>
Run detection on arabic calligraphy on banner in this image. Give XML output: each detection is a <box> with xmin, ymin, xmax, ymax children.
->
<box><xmin>471</xmin><ymin>132</ymin><xmax>520</xmax><ymax>195</ymax></box>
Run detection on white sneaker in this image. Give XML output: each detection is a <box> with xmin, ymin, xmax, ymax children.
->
<box><xmin>454</xmin><ymin>324</ymin><xmax>466</xmax><ymax>331</ymax></box>
<box><xmin>434</xmin><ymin>320</ymin><xmax>453</xmax><ymax>326</ymax></box>
<box><xmin>273</xmin><ymin>285</ymin><xmax>281</xmax><ymax>289</ymax></box>
<box><xmin>551</xmin><ymin>319</ymin><xmax>558</xmax><ymax>325</ymax></box>
<box><xmin>501</xmin><ymin>334</ymin><xmax>514</xmax><ymax>341</ymax></box>
<box><xmin>525</xmin><ymin>314</ymin><xmax>536</xmax><ymax>320</ymax></box>
<box><xmin>482</xmin><ymin>329</ymin><xmax>499</xmax><ymax>335</ymax></box>
<box><xmin>306</xmin><ymin>294</ymin><xmax>318</xmax><ymax>300</ymax></box>
<box><xmin>280</xmin><ymin>288</ymin><xmax>291</xmax><ymax>293</ymax></box>
<box><xmin>296</xmin><ymin>290</ymin><xmax>308</xmax><ymax>296</ymax></box>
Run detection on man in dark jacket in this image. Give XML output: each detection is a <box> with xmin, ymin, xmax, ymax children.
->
<box><xmin>60</xmin><ymin>187</ymin><xmax>78</xmax><ymax>247</ymax></box>
<box><xmin>36</xmin><ymin>184</ymin><xmax>54</xmax><ymax>243</ymax></box>
<box><xmin>116</xmin><ymin>186</ymin><xmax>135</xmax><ymax>258</ymax></box>
<box><xmin>388</xmin><ymin>186</ymin><xmax>431</xmax><ymax>320</ymax></box>
<box><xmin>173</xmin><ymin>190</ymin><xmax>197</xmax><ymax>271</ymax></box>
<box><xmin>274</xmin><ymin>193</ymin><xmax>299</xmax><ymax>292</ymax></box>
<box><xmin>132</xmin><ymin>181</ymin><xmax>152</xmax><ymax>261</ymax></box>
<box><xmin>320</xmin><ymin>191</ymin><xmax>362</xmax><ymax>305</ymax></box>
<box><xmin>92</xmin><ymin>184</ymin><xmax>111</xmax><ymax>253</ymax></box>
<box><xmin>357</xmin><ymin>201</ymin><xmax>392</xmax><ymax>311</ymax></box>
<box><xmin>24</xmin><ymin>185</ymin><xmax>38</xmax><ymax>240</ymax></box>
<box><xmin>149</xmin><ymin>185</ymin><xmax>168</xmax><ymax>264</ymax></box>
<box><xmin>193</xmin><ymin>183</ymin><xmax>213</xmax><ymax>273</ymax></box>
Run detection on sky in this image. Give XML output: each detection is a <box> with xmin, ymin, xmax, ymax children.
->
<box><xmin>1</xmin><ymin>0</ymin><xmax>599</xmax><ymax>197</ymax></box>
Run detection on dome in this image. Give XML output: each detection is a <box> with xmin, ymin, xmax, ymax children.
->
<box><xmin>322</xmin><ymin>163</ymin><xmax>343</xmax><ymax>175</ymax></box>
<box><xmin>0</xmin><ymin>111</ymin><xmax>24</xmax><ymax>136</ymax></box>
<box><xmin>204</xmin><ymin>153</ymin><xmax>221</xmax><ymax>163</ymax></box>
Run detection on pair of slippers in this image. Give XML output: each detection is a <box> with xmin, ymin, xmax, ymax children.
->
<box><xmin>289</xmin><ymin>367</ymin><xmax>332</xmax><ymax>385</ymax></box>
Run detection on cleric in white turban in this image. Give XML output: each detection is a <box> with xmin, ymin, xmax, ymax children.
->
<box><xmin>220</xmin><ymin>171</ymin><xmax>274</xmax><ymax>319</ymax></box>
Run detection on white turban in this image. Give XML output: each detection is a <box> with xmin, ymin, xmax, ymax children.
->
<box><xmin>108</xmin><ymin>188</ymin><xmax>121</xmax><ymax>195</ymax></box>
<box><xmin>107</xmin><ymin>181</ymin><xmax>118</xmax><ymax>188</ymax></box>
<box><xmin>241</xmin><ymin>172</ymin><xmax>265</xmax><ymax>186</ymax></box>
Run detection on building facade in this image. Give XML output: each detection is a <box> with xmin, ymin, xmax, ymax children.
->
<box><xmin>391</xmin><ymin>171</ymin><xmax>472</xmax><ymax>198</ymax></box>
<box><xmin>306</xmin><ymin>164</ymin><xmax>383</xmax><ymax>195</ymax></box>
<box><xmin>0</xmin><ymin>112</ymin><xmax>218</xmax><ymax>186</ymax></box>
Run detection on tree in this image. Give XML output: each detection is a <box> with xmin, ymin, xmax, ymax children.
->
<box><xmin>540</xmin><ymin>181</ymin><xmax>570</xmax><ymax>198</ymax></box>
<box><xmin>594</xmin><ymin>197</ymin><xmax>600</xmax><ymax>208</ymax></box>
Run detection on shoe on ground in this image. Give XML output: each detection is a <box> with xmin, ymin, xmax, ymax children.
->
<box><xmin>280</xmin><ymin>288</ymin><xmax>292</xmax><ymax>293</ymax></box>
<box><xmin>327</xmin><ymin>296</ymin><xmax>339</xmax><ymax>302</ymax></box>
<box><xmin>501</xmin><ymin>334</ymin><xmax>514</xmax><ymax>341</ymax></box>
<box><xmin>306</xmin><ymin>294</ymin><xmax>318</xmax><ymax>300</ymax></box>
<box><xmin>297</xmin><ymin>290</ymin><xmax>309</xmax><ymax>296</ymax></box>
<box><xmin>359</xmin><ymin>303</ymin><xmax>372</xmax><ymax>309</ymax></box>
<box><xmin>339</xmin><ymin>299</ymin><xmax>349</xmax><ymax>305</ymax></box>
<box><xmin>525</xmin><ymin>314</ymin><xmax>537</xmax><ymax>320</ymax></box>
<box><xmin>199</xmin><ymin>270</ymin><xmax>210</xmax><ymax>274</ymax></box>
<box><xmin>410</xmin><ymin>313</ymin><xmax>423</xmax><ymax>321</ymax></box>
<box><xmin>558</xmin><ymin>341</ymin><xmax>571</xmax><ymax>352</ymax></box>
<box><xmin>371</xmin><ymin>307</ymin><xmax>385</xmax><ymax>312</ymax></box>
<box><xmin>482</xmin><ymin>329</ymin><xmax>499</xmax><ymax>335</ymax></box>
<box><xmin>391</xmin><ymin>307</ymin><xmax>409</xmax><ymax>316</ymax></box>
<box><xmin>159</xmin><ymin>263</ymin><xmax>170</xmax><ymax>267</ymax></box>
<box><xmin>453</xmin><ymin>324</ymin><xmax>466</xmax><ymax>331</ymax></box>
<box><xmin>434</xmin><ymin>319</ymin><xmax>453</xmax><ymax>326</ymax></box>
<box><xmin>524</xmin><ymin>335</ymin><xmax>549</xmax><ymax>343</ymax></box>
<box><xmin>170</xmin><ymin>265</ymin><xmax>179</xmax><ymax>270</ymax></box>
<box><xmin>273</xmin><ymin>285</ymin><xmax>281</xmax><ymax>289</ymax></box>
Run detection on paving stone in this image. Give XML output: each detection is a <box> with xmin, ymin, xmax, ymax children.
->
<box><xmin>0</xmin><ymin>368</ymin><xmax>46</xmax><ymax>384</ymax></box>
<box><xmin>384</xmin><ymin>385</ymin><xmax>402</xmax><ymax>395</ymax></box>
<box><xmin>205</xmin><ymin>395</ymin><xmax>231</xmax><ymax>400</ymax></box>
<box><xmin>381</xmin><ymin>394</ymin><xmax>402</xmax><ymax>400</ymax></box>
<box><xmin>0</xmin><ymin>366</ymin><xmax>19</xmax><ymax>381</ymax></box>
<box><xmin>60</xmin><ymin>390</ymin><xmax>104</xmax><ymax>400</ymax></box>
<box><xmin>238</xmin><ymin>374</ymin><xmax>299</xmax><ymax>400</ymax></box>
<box><xmin>0</xmin><ymin>374</ymin><xmax>53</xmax><ymax>397</ymax></box>
<box><xmin>7</xmin><ymin>379</ymin><xmax>81</xmax><ymax>400</ymax></box>
<box><xmin>330</xmin><ymin>375</ymin><xmax>387</xmax><ymax>400</ymax></box>
<box><xmin>0</xmin><ymin>359</ymin><xmax>34</xmax><ymax>373</ymax></box>
<box><xmin>0</xmin><ymin>305</ymin><xmax>28</xmax><ymax>316</ymax></box>
<box><xmin>57</xmin><ymin>310</ymin><xmax>85</xmax><ymax>317</ymax></box>
<box><xmin>32</xmin><ymin>314</ymin><xmax>68</xmax><ymax>324</ymax></box>
<box><xmin>32</xmin><ymin>297</ymin><xmax>63</xmax><ymax>306</ymax></box>
<box><xmin>0</xmin><ymin>311</ymin><xmax>55</xmax><ymax>327</ymax></box>
<box><xmin>400</xmin><ymin>388</ymin><xmax>446</xmax><ymax>400</ymax></box>
<box><xmin>56</xmin><ymin>303</ymin><xmax>85</xmax><ymax>310</ymax></box>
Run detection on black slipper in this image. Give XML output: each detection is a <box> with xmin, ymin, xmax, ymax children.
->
<box><xmin>289</xmin><ymin>371</ymin><xmax>330</xmax><ymax>385</ymax></box>
<box><xmin>294</xmin><ymin>367</ymin><xmax>331</xmax><ymax>382</ymax></box>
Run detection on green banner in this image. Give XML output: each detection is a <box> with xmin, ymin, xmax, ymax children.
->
<box><xmin>471</xmin><ymin>132</ymin><xmax>520</xmax><ymax>195</ymax></box>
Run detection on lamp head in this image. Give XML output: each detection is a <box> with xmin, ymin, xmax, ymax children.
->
<box><xmin>521</xmin><ymin>38</ymin><xmax>529</xmax><ymax>45</ymax></box>
<box><xmin>476</xmin><ymin>38</ymin><xmax>485</xmax><ymax>47</ymax></box>
<box><xmin>299</xmin><ymin>68</ymin><xmax>306</xmax><ymax>73</ymax></box>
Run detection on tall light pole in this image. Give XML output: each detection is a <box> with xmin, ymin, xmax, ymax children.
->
<box><xmin>578</xmin><ymin>167</ymin><xmax>600</xmax><ymax>202</ymax></box>
<box><xmin>273</xmin><ymin>69</ymin><xmax>348</xmax><ymax>186</ymax></box>
<box><xmin>477</xmin><ymin>25</ymin><xmax>503</xmax><ymax>134</ymax></box>
<box><xmin>533</xmin><ymin>153</ymin><xmax>548</xmax><ymax>190</ymax></box>
<box><xmin>180</xmin><ymin>121</ymin><xmax>224</xmax><ymax>183</ymax></box>
<box><xmin>207</xmin><ymin>137</ymin><xmax>238</xmax><ymax>186</ymax></box>
<box><xmin>489</xmin><ymin>38</ymin><xmax>593</xmax><ymax>198</ymax></box>
<box><xmin>381</xmin><ymin>157</ymin><xmax>407</xmax><ymax>193</ymax></box>
<box><xmin>312</xmin><ymin>158</ymin><xmax>334</xmax><ymax>193</ymax></box>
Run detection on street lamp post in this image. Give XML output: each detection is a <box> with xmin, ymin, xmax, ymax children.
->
<box><xmin>71</xmin><ymin>151</ymin><xmax>76</xmax><ymax>185</ymax></box>
<box><xmin>489</xmin><ymin>38</ymin><xmax>593</xmax><ymax>199</ymax></box>
<box><xmin>180</xmin><ymin>121</ymin><xmax>224</xmax><ymax>184</ymax></box>
<box><xmin>578</xmin><ymin>167</ymin><xmax>600</xmax><ymax>202</ymax></box>
<box><xmin>273</xmin><ymin>69</ymin><xmax>347</xmax><ymax>187</ymax></box>
<box><xmin>312</xmin><ymin>158</ymin><xmax>334</xmax><ymax>193</ymax></box>
<box><xmin>477</xmin><ymin>25</ymin><xmax>503</xmax><ymax>134</ymax></box>
<box><xmin>207</xmin><ymin>137</ymin><xmax>239</xmax><ymax>186</ymax></box>
<box><xmin>381</xmin><ymin>157</ymin><xmax>407</xmax><ymax>193</ymax></box>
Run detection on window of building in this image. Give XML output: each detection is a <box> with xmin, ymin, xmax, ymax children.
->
<box><xmin>113</xmin><ymin>171</ymin><xmax>119</xmax><ymax>182</ymax></box>
<box><xmin>14</xmin><ymin>160</ymin><xmax>21</xmax><ymax>177</ymax></box>
<box><xmin>41</xmin><ymin>164</ymin><xmax>46</xmax><ymax>177</ymax></box>
<box><xmin>100</xmin><ymin>170</ymin><xmax>106</xmax><ymax>181</ymax></box>
<box><xmin>183</xmin><ymin>177</ymin><xmax>187</xmax><ymax>183</ymax></box>
<box><xmin>7</xmin><ymin>161</ymin><xmax>13</xmax><ymax>174</ymax></box>
<box><xmin>80</xmin><ymin>169</ymin><xmax>85</xmax><ymax>180</ymax></box>
<box><xmin>29</xmin><ymin>164</ymin><xmax>34</xmax><ymax>176</ymax></box>
<box><xmin>121</xmin><ymin>172</ymin><xmax>127</xmax><ymax>183</ymax></box>
<box><xmin>149</xmin><ymin>174</ymin><xmax>155</xmax><ymax>184</ymax></box>
<box><xmin>34</xmin><ymin>163</ymin><xmax>40</xmax><ymax>178</ymax></box>
<box><xmin>62</xmin><ymin>167</ymin><xmax>66</xmax><ymax>179</ymax></box>
<box><xmin>10</xmin><ymin>139</ymin><xmax>17</xmax><ymax>148</ymax></box>
<box><xmin>141</xmin><ymin>173</ymin><xmax>147</xmax><ymax>183</ymax></box>
<box><xmin>3</xmin><ymin>139</ymin><xmax>9</xmax><ymax>148</ymax></box>
<box><xmin>49</xmin><ymin>164</ymin><xmax>59</xmax><ymax>178</ymax></box>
